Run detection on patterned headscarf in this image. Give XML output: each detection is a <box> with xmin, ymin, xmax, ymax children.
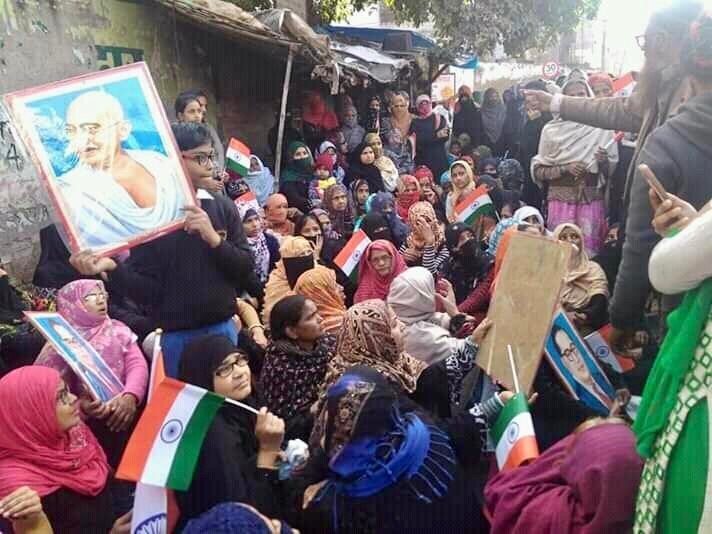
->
<box><xmin>294</xmin><ymin>268</ymin><xmax>347</xmax><ymax>335</ymax></box>
<box><xmin>406</xmin><ymin>201</ymin><xmax>444</xmax><ymax>251</ymax></box>
<box><xmin>323</xmin><ymin>184</ymin><xmax>354</xmax><ymax>238</ymax></box>
<box><xmin>35</xmin><ymin>279</ymin><xmax>135</xmax><ymax>394</ymax></box>
<box><xmin>312</xmin><ymin>299</ymin><xmax>426</xmax><ymax>417</ymax></box>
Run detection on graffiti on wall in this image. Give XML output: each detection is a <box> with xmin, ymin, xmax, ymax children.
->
<box><xmin>0</xmin><ymin>102</ymin><xmax>52</xmax><ymax>274</ymax></box>
<box><xmin>96</xmin><ymin>45</ymin><xmax>144</xmax><ymax>70</ymax></box>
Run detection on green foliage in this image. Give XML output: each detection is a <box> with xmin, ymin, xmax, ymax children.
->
<box><xmin>314</xmin><ymin>0</ymin><xmax>602</xmax><ymax>57</ymax></box>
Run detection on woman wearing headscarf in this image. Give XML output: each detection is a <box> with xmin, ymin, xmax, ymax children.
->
<box><xmin>259</xmin><ymin>295</ymin><xmax>335</xmax><ymax>441</ymax></box>
<box><xmin>242</xmin><ymin>208</ymin><xmax>280</xmax><ymax>286</ymax></box>
<box><xmin>0</xmin><ymin>366</ymin><xmax>113</xmax><ymax>532</ymax></box>
<box><xmin>243</xmin><ymin>156</ymin><xmax>275</xmax><ymax>207</ymax></box>
<box><xmin>380</xmin><ymin>91</ymin><xmax>413</xmax><ymax>143</ymax></box>
<box><xmin>416</xmin><ymin>168</ymin><xmax>447</xmax><ymax>223</ymax></box>
<box><xmin>513</xmin><ymin>205</ymin><xmax>546</xmax><ymax>229</ymax></box>
<box><xmin>383</xmin><ymin>127</ymin><xmax>414</xmax><ymax>175</ymax></box>
<box><xmin>553</xmin><ymin>223</ymin><xmax>609</xmax><ymax>334</ymax></box>
<box><xmin>340</xmin><ymin>106</ymin><xmax>366</xmax><ymax>154</ymax></box>
<box><xmin>480</xmin><ymin>88</ymin><xmax>507</xmax><ymax>155</ymax></box>
<box><xmin>34</xmin><ymin>280</ymin><xmax>148</xmax><ymax>466</ymax></box>
<box><xmin>443</xmin><ymin>223</ymin><xmax>495</xmax><ymax>322</ymax></box>
<box><xmin>485</xmin><ymin>419</ymin><xmax>643</xmax><ymax>534</ymax></box>
<box><xmin>264</xmin><ymin>193</ymin><xmax>294</xmax><ymax>238</ymax></box>
<box><xmin>184</xmin><ymin>502</ymin><xmax>297</xmax><ymax>534</ymax></box>
<box><xmin>400</xmin><ymin>201</ymin><xmax>449</xmax><ymax>274</ymax></box>
<box><xmin>293</xmin><ymin>269</ymin><xmax>346</xmax><ymax>336</ymax></box>
<box><xmin>350</xmin><ymin>178</ymin><xmax>370</xmax><ymax>219</ymax></box>
<box><xmin>301</xmin><ymin>92</ymin><xmax>339</xmax><ymax>152</ymax></box>
<box><xmin>411</xmin><ymin>95</ymin><xmax>450</xmax><ymax>178</ymax></box>
<box><xmin>316</xmin><ymin>140</ymin><xmax>346</xmax><ymax>184</ymax></box>
<box><xmin>453</xmin><ymin>85</ymin><xmax>483</xmax><ymax>148</ymax></box>
<box><xmin>367</xmin><ymin>192</ymin><xmax>409</xmax><ymax>249</ymax></box>
<box><xmin>177</xmin><ymin>335</ymin><xmax>285</xmax><ymax>527</ymax></box>
<box><xmin>358</xmin><ymin>213</ymin><xmax>394</xmax><ymax>244</ymax></box>
<box><xmin>280</xmin><ymin>142</ymin><xmax>316</xmax><ymax>214</ymax></box>
<box><xmin>261</xmin><ymin>236</ymin><xmax>321</xmax><ymax>324</ymax></box>
<box><xmin>531</xmin><ymin>77</ymin><xmax>619</xmax><ymax>255</ymax></box>
<box><xmin>298</xmin><ymin>366</ymin><xmax>493</xmax><ymax>533</ymax></box>
<box><xmin>311</xmin><ymin>300</ymin><xmax>427</xmax><ymax>423</ymax></box>
<box><xmin>346</xmin><ymin>142</ymin><xmax>385</xmax><ymax>193</ymax></box>
<box><xmin>445</xmin><ymin>160</ymin><xmax>476</xmax><ymax>222</ymax></box>
<box><xmin>395</xmin><ymin>174</ymin><xmax>422</xmax><ymax>221</ymax></box>
<box><xmin>353</xmin><ymin>240</ymin><xmax>408</xmax><ymax>304</ymax></box>
<box><xmin>388</xmin><ymin>267</ymin><xmax>494</xmax><ymax>407</ymax></box>
<box><xmin>364</xmin><ymin>132</ymin><xmax>398</xmax><ymax>192</ymax></box>
<box><xmin>323</xmin><ymin>183</ymin><xmax>355</xmax><ymax>240</ymax></box>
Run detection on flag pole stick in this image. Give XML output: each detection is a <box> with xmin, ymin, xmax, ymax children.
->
<box><xmin>507</xmin><ymin>344</ymin><xmax>520</xmax><ymax>395</ymax></box>
<box><xmin>224</xmin><ymin>397</ymin><xmax>260</xmax><ymax>415</ymax></box>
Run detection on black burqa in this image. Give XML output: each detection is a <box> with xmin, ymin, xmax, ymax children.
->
<box><xmin>411</xmin><ymin>114</ymin><xmax>449</xmax><ymax>178</ymax></box>
<box><xmin>346</xmin><ymin>142</ymin><xmax>385</xmax><ymax>193</ymax></box>
<box><xmin>176</xmin><ymin>335</ymin><xmax>281</xmax><ymax>527</ymax></box>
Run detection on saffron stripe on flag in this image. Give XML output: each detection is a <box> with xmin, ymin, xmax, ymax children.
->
<box><xmin>334</xmin><ymin>230</ymin><xmax>371</xmax><ymax>277</ymax></box>
<box><xmin>117</xmin><ymin>380</ymin><xmax>183</xmax><ymax>481</ymax></box>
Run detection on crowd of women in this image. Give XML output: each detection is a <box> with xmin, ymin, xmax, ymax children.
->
<box><xmin>1</xmin><ymin>4</ymin><xmax>711</xmax><ymax>533</ymax></box>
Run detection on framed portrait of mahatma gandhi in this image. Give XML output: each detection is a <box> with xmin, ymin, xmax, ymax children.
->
<box><xmin>4</xmin><ymin>62</ymin><xmax>196</xmax><ymax>255</ymax></box>
<box><xmin>544</xmin><ymin>310</ymin><xmax>616</xmax><ymax>415</ymax></box>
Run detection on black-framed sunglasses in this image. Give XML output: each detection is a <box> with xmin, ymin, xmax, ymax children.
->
<box><xmin>214</xmin><ymin>356</ymin><xmax>249</xmax><ymax>378</ymax></box>
<box><xmin>183</xmin><ymin>152</ymin><xmax>216</xmax><ymax>167</ymax></box>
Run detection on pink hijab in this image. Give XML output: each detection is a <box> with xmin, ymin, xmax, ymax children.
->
<box><xmin>485</xmin><ymin>422</ymin><xmax>643</xmax><ymax>534</ymax></box>
<box><xmin>35</xmin><ymin>280</ymin><xmax>135</xmax><ymax>392</ymax></box>
<box><xmin>0</xmin><ymin>366</ymin><xmax>109</xmax><ymax>498</ymax></box>
<box><xmin>354</xmin><ymin>240</ymin><xmax>408</xmax><ymax>303</ymax></box>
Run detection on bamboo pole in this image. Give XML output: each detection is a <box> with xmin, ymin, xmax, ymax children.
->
<box><xmin>274</xmin><ymin>46</ymin><xmax>295</xmax><ymax>183</ymax></box>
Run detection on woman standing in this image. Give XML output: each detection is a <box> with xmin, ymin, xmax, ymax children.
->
<box><xmin>411</xmin><ymin>95</ymin><xmax>450</xmax><ymax>178</ymax></box>
<box><xmin>260</xmin><ymin>295</ymin><xmax>335</xmax><ymax>440</ymax></box>
<box><xmin>531</xmin><ymin>78</ymin><xmax>619</xmax><ymax>255</ymax></box>
<box><xmin>480</xmin><ymin>88</ymin><xmax>507</xmax><ymax>156</ymax></box>
<box><xmin>280</xmin><ymin>142</ymin><xmax>316</xmax><ymax>214</ymax></box>
<box><xmin>242</xmin><ymin>208</ymin><xmax>280</xmax><ymax>286</ymax></box>
<box><xmin>383</xmin><ymin>128</ymin><xmax>414</xmax><ymax>175</ymax></box>
<box><xmin>0</xmin><ymin>366</ymin><xmax>113</xmax><ymax>533</ymax></box>
<box><xmin>364</xmin><ymin>133</ymin><xmax>398</xmax><ymax>192</ymax></box>
<box><xmin>354</xmin><ymin>240</ymin><xmax>408</xmax><ymax>303</ymax></box>
<box><xmin>381</xmin><ymin>91</ymin><xmax>412</xmax><ymax>142</ymax></box>
<box><xmin>453</xmin><ymin>85</ymin><xmax>483</xmax><ymax>147</ymax></box>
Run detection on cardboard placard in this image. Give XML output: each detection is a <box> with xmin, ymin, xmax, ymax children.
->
<box><xmin>476</xmin><ymin>232</ymin><xmax>570</xmax><ymax>394</ymax></box>
<box><xmin>4</xmin><ymin>62</ymin><xmax>196</xmax><ymax>256</ymax></box>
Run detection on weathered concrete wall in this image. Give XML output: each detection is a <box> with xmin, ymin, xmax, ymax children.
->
<box><xmin>0</xmin><ymin>0</ymin><xmax>215</xmax><ymax>281</ymax></box>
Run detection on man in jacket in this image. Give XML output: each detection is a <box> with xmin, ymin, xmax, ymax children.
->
<box><xmin>525</xmin><ymin>2</ymin><xmax>703</xmax><ymax>348</ymax></box>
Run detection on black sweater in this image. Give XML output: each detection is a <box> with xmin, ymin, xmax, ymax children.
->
<box><xmin>107</xmin><ymin>194</ymin><xmax>257</xmax><ymax>332</ymax></box>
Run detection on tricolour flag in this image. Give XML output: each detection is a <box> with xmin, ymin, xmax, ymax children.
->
<box><xmin>226</xmin><ymin>138</ymin><xmax>251</xmax><ymax>176</ymax></box>
<box><xmin>235</xmin><ymin>191</ymin><xmax>260</xmax><ymax>220</ymax></box>
<box><xmin>130</xmin><ymin>333</ymin><xmax>180</xmax><ymax>534</ymax></box>
<box><xmin>613</xmin><ymin>72</ymin><xmax>636</xmax><ymax>98</ymax></box>
<box><xmin>334</xmin><ymin>229</ymin><xmax>371</xmax><ymax>277</ymax></box>
<box><xmin>117</xmin><ymin>378</ymin><xmax>224</xmax><ymax>490</ymax></box>
<box><xmin>492</xmin><ymin>393</ymin><xmax>539</xmax><ymax>471</ymax></box>
<box><xmin>454</xmin><ymin>185</ymin><xmax>496</xmax><ymax>226</ymax></box>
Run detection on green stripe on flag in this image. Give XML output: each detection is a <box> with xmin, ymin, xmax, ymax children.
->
<box><xmin>492</xmin><ymin>393</ymin><xmax>529</xmax><ymax>442</ymax></box>
<box><xmin>463</xmin><ymin>203</ymin><xmax>497</xmax><ymax>226</ymax></box>
<box><xmin>165</xmin><ymin>392</ymin><xmax>224</xmax><ymax>490</ymax></box>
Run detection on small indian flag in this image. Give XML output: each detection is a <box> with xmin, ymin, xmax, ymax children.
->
<box><xmin>454</xmin><ymin>185</ymin><xmax>496</xmax><ymax>226</ymax></box>
<box><xmin>226</xmin><ymin>138</ymin><xmax>251</xmax><ymax>176</ymax></box>
<box><xmin>117</xmin><ymin>378</ymin><xmax>224</xmax><ymax>490</ymax></box>
<box><xmin>492</xmin><ymin>393</ymin><xmax>539</xmax><ymax>471</ymax></box>
<box><xmin>334</xmin><ymin>230</ymin><xmax>371</xmax><ymax>277</ymax></box>
<box><xmin>613</xmin><ymin>72</ymin><xmax>636</xmax><ymax>98</ymax></box>
<box><xmin>235</xmin><ymin>191</ymin><xmax>260</xmax><ymax>219</ymax></box>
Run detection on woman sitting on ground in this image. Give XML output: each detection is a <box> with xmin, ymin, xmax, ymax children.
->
<box><xmin>259</xmin><ymin>295</ymin><xmax>336</xmax><ymax>441</ymax></box>
<box><xmin>34</xmin><ymin>280</ymin><xmax>148</xmax><ymax>467</ymax></box>
<box><xmin>177</xmin><ymin>335</ymin><xmax>286</xmax><ymax>528</ymax></box>
<box><xmin>367</xmin><ymin>192</ymin><xmax>410</xmax><ymax>249</ymax></box>
<box><xmin>293</xmin><ymin>269</ymin><xmax>346</xmax><ymax>336</ymax></box>
<box><xmin>0</xmin><ymin>366</ymin><xmax>113</xmax><ymax>533</ymax></box>
<box><xmin>400</xmin><ymin>202</ymin><xmax>450</xmax><ymax>275</ymax></box>
<box><xmin>354</xmin><ymin>240</ymin><xmax>408</xmax><ymax>304</ymax></box>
